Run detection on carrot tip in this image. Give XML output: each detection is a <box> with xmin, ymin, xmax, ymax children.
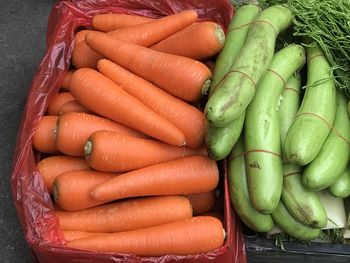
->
<box><xmin>84</xmin><ymin>140</ymin><xmax>93</xmax><ymax>157</ymax></box>
<box><xmin>215</xmin><ymin>25</ymin><xmax>225</xmax><ymax>45</ymax></box>
<box><xmin>201</xmin><ymin>79</ymin><xmax>212</xmax><ymax>96</ymax></box>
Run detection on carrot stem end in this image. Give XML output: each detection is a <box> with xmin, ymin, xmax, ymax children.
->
<box><xmin>84</xmin><ymin>140</ymin><xmax>93</xmax><ymax>157</ymax></box>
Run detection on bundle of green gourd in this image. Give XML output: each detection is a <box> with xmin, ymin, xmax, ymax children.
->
<box><xmin>205</xmin><ymin>4</ymin><xmax>350</xmax><ymax>242</ymax></box>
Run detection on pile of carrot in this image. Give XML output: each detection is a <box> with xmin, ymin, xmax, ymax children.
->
<box><xmin>32</xmin><ymin>10</ymin><xmax>227</xmax><ymax>257</ymax></box>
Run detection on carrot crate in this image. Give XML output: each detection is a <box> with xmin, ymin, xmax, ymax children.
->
<box><xmin>10</xmin><ymin>1</ymin><xmax>246</xmax><ymax>262</ymax></box>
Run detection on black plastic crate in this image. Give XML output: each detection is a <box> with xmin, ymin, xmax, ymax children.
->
<box><xmin>245</xmin><ymin>234</ymin><xmax>350</xmax><ymax>263</ymax></box>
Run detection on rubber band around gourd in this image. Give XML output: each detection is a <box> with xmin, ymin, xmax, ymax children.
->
<box><xmin>284</xmin><ymin>85</ymin><xmax>300</xmax><ymax>95</ymax></box>
<box><xmin>266</xmin><ymin>69</ymin><xmax>286</xmax><ymax>87</ymax></box>
<box><xmin>295</xmin><ymin>112</ymin><xmax>350</xmax><ymax>146</ymax></box>
<box><xmin>284</xmin><ymin>171</ymin><xmax>301</xmax><ymax>177</ymax></box>
<box><xmin>330</xmin><ymin>126</ymin><xmax>350</xmax><ymax>147</ymax></box>
<box><xmin>245</xmin><ymin>149</ymin><xmax>282</xmax><ymax>158</ymax></box>
<box><xmin>307</xmin><ymin>53</ymin><xmax>324</xmax><ymax>63</ymax></box>
<box><xmin>212</xmin><ymin>69</ymin><xmax>257</xmax><ymax>92</ymax></box>
<box><xmin>230</xmin><ymin>148</ymin><xmax>282</xmax><ymax>161</ymax></box>
<box><xmin>227</xmin><ymin>19</ymin><xmax>277</xmax><ymax>36</ymax></box>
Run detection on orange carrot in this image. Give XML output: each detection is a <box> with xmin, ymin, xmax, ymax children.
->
<box><xmin>107</xmin><ymin>10</ymin><xmax>197</xmax><ymax>47</ymax></box>
<box><xmin>56</xmin><ymin>196</ymin><xmax>192</xmax><ymax>233</ymax></box>
<box><xmin>74</xmin><ymin>11</ymin><xmax>198</xmax><ymax>69</ymax></box>
<box><xmin>37</xmin><ymin>155</ymin><xmax>89</xmax><ymax>193</ymax></box>
<box><xmin>187</xmin><ymin>191</ymin><xmax>217</xmax><ymax>215</ymax></box>
<box><xmin>58</xmin><ymin>100</ymin><xmax>91</xmax><ymax>115</ymax></box>
<box><xmin>47</xmin><ymin>92</ymin><xmax>75</xmax><ymax>115</ymax></box>
<box><xmin>85</xmin><ymin>31</ymin><xmax>212</xmax><ymax>102</ymax></box>
<box><xmin>151</xmin><ymin>22</ymin><xmax>225</xmax><ymax>60</ymax></box>
<box><xmin>32</xmin><ymin>116</ymin><xmax>59</xmax><ymax>154</ymax></box>
<box><xmin>85</xmin><ymin>130</ymin><xmax>207</xmax><ymax>172</ymax></box>
<box><xmin>74</xmin><ymin>30</ymin><xmax>88</xmax><ymax>45</ymax></box>
<box><xmin>72</xmin><ymin>30</ymin><xmax>103</xmax><ymax>69</ymax></box>
<box><xmin>97</xmin><ymin>59</ymin><xmax>205</xmax><ymax>148</ymax></box>
<box><xmin>63</xmin><ymin>231</ymin><xmax>106</xmax><ymax>242</ymax></box>
<box><xmin>90</xmin><ymin>155</ymin><xmax>219</xmax><ymax>202</ymax></box>
<box><xmin>60</xmin><ymin>70</ymin><xmax>75</xmax><ymax>90</ymax></box>
<box><xmin>55</xmin><ymin>112</ymin><xmax>146</xmax><ymax>157</ymax></box>
<box><xmin>70</xmin><ymin>68</ymin><xmax>185</xmax><ymax>146</ymax></box>
<box><xmin>92</xmin><ymin>13</ymin><xmax>154</xmax><ymax>32</ymax></box>
<box><xmin>202</xmin><ymin>211</ymin><xmax>224</xmax><ymax>223</ymax></box>
<box><xmin>67</xmin><ymin>216</ymin><xmax>225</xmax><ymax>255</ymax></box>
<box><xmin>53</xmin><ymin>170</ymin><xmax>114</xmax><ymax>211</ymax></box>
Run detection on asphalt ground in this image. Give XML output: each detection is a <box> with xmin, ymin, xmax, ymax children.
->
<box><xmin>0</xmin><ymin>1</ymin><xmax>55</xmax><ymax>262</ymax></box>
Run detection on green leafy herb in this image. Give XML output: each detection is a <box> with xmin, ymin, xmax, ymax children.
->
<box><xmin>257</xmin><ymin>0</ymin><xmax>350</xmax><ymax>96</ymax></box>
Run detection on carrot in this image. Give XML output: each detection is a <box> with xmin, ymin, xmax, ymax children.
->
<box><xmin>187</xmin><ymin>191</ymin><xmax>216</xmax><ymax>215</ymax></box>
<box><xmin>67</xmin><ymin>216</ymin><xmax>225</xmax><ymax>255</ymax></box>
<box><xmin>202</xmin><ymin>211</ymin><xmax>224</xmax><ymax>223</ymax></box>
<box><xmin>60</xmin><ymin>70</ymin><xmax>75</xmax><ymax>90</ymax></box>
<box><xmin>63</xmin><ymin>231</ymin><xmax>106</xmax><ymax>242</ymax></box>
<box><xmin>32</xmin><ymin>116</ymin><xmax>59</xmax><ymax>154</ymax></box>
<box><xmin>90</xmin><ymin>155</ymin><xmax>219</xmax><ymax>202</ymax></box>
<box><xmin>53</xmin><ymin>170</ymin><xmax>114</xmax><ymax>211</ymax></box>
<box><xmin>74</xmin><ymin>11</ymin><xmax>198</xmax><ymax>69</ymax></box>
<box><xmin>107</xmin><ymin>10</ymin><xmax>197</xmax><ymax>47</ymax></box>
<box><xmin>92</xmin><ymin>13</ymin><xmax>154</xmax><ymax>32</ymax></box>
<box><xmin>55</xmin><ymin>112</ymin><xmax>146</xmax><ymax>157</ymax></box>
<box><xmin>58</xmin><ymin>100</ymin><xmax>91</xmax><ymax>115</ymax></box>
<box><xmin>72</xmin><ymin>30</ymin><xmax>103</xmax><ymax>69</ymax></box>
<box><xmin>74</xmin><ymin>30</ymin><xmax>88</xmax><ymax>45</ymax></box>
<box><xmin>85</xmin><ymin>31</ymin><xmax>212</xmax><ymax>102</ymax></box>
<box><xmin>37</xmin><ymin>155</ymin><xmax>89</xmax><ymax>193</ymax></box>
<box><xmin>56</xmin><ymin>196</ymin><xmax>192</xmax><ymax>233</ymax></box>
<box><xmin>70</xmin><ymin>68</ymin><xmax>185</xmax><ymax>146</ymax></box>
<box><xmin>85</xmin><ymin>130</ymin><xmax>207</xmax><ymax>172</ymax></box>
<box><xmin>97</xmin><ymin>59</ymin><xmax>205</xmax><ymax>148</ymax></box>
<box><xmin>47</xmin><ymin>92</ymin><xmax>75</xmax><ymax>115</ymax></box>
<box><xmin>151</xmin><ymin>22</ymin><xmax>225</xmax><ymax>60</ymax></box>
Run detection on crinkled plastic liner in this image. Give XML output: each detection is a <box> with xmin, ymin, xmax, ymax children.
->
<box><xmin>11</xmin><ymin>1</ymin><xmax>246</xmax><ymax>262</ymax></box>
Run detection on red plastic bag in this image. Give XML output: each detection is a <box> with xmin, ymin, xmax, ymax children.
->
<box><xmin>11</xmin><ymin>1</ymin><xmax>246</xmax><ymax>262</ymax></box>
